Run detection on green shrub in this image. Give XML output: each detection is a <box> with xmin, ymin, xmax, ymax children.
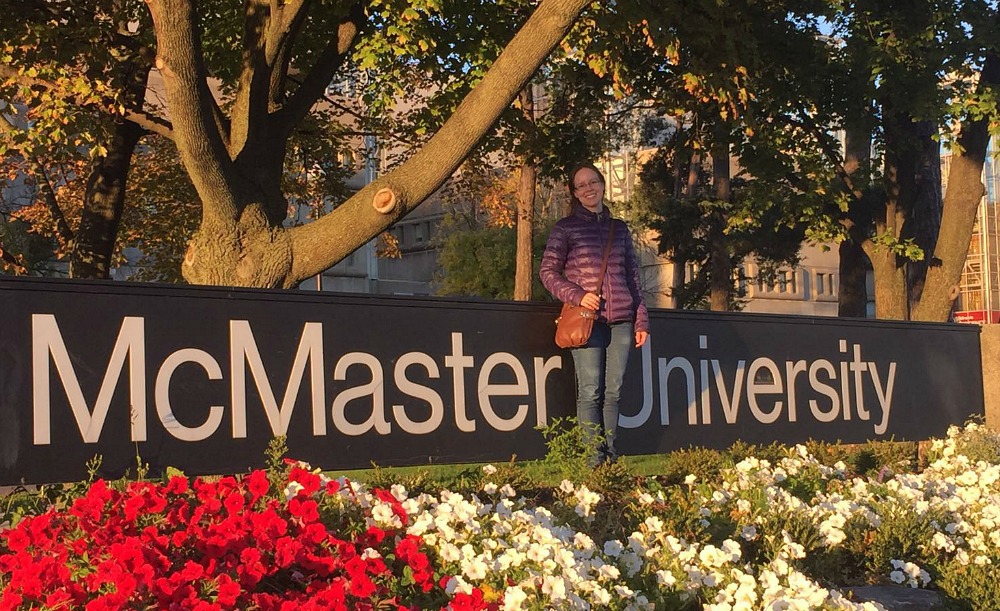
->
<box><xmin>658</xmin><ymin>446</ymin><xmax>728</xmax><ymax>486</ymax></box>
<box><xmin>537</xmin><ymin>417</ymin><xmax>602</xmax><ymax>482</ymax></box>
<box><xmin>936</xmin><ymin>561</ymin><xmax>1000</xmax><ymax>610</ymax></box>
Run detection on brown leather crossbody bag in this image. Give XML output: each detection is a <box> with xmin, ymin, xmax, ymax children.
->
<box><xmin>554</xmin><ymin>221</ymin><xmax>615</xmax><ymax>349</ymax></box>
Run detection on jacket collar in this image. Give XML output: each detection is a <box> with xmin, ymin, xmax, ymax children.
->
<box><xmin>572</xmin><ymin>204</ymin><xmax>610</xmax><ymax>223</ymax></box>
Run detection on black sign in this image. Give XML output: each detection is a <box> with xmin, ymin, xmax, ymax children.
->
<box><xmin>0</xmin><ymin>277</ymin><xmax>984</xmax><ymax>485</ymax></box>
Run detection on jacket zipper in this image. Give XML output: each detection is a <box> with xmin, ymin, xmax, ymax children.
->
<box><xmin>604</xmin><ymin>218</ymin><xmax>614</xmax><ymax>323</ymax></box>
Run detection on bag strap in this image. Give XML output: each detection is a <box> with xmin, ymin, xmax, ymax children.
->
<box><xmin>595</xmin><ymin>218</ymin><xmax>615</xmax><ymax>297</ymax></box>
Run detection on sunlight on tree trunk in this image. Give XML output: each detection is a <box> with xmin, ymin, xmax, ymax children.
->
<box><xmin>514</xmin><ymin>86</ymin><xmax>537</xmax><ymax>301</ymax></box>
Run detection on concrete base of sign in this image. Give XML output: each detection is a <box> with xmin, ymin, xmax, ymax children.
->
<box><xmin>982</xmin><ymin>325</ymin><xmax>1000</xmax><ymax>430</ymax></box>
<box><xmin>848</xmin><ymin>585</ymin><xmax>942</xmax><ymax>610</ymax></box>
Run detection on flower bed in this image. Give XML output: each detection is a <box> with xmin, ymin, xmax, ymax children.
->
<box><xmin>1</xmin><ymin>423</ymin><xmax>998</xmax><ymax>610</ymax></box>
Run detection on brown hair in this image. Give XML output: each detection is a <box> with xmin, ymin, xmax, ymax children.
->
<box><xmin>567</xmin><ymin>162</ymin><xmax>606</xmax><ymax>208</ymax></box>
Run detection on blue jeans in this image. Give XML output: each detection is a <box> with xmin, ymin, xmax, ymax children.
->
<box><xmin>571</xmin><ymin>321</ymin><xmax>633</xmax><ymax>465</ymax></box>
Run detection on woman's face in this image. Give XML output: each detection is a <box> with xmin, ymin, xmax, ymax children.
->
<box><xmin>572</xmin><ymin>168</ymin><xmax>605</xmax><ymax>212</ymax></box>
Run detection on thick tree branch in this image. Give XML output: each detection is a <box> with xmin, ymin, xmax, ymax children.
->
<box><xmin>286</xmin><ymin>0</ymin><xmax>591</xmax><ymax>284</ymax></box>
<box><xmin>267</xmin><ymin>0</ymin><xmax>310</xmax><ymax>75</ymax></box>
<box><xmin>146</xmin><ymin>0</ymin><xmax>239</xmax><ymax>226</ymax></box>
<box><xmin>264</xmin><ymin>0</ymin><xmax>313</xmax><ymax>130</ymax></box>
<box><xmin>123</xmin><ymin>108</ymin><xmax>173</xmax><ymax>139</ymax></box>
<box><xmin>230</xmin><ymin>0</ymin><xmax>274</xmax><ymax>155</ymax></box>
<box><xmin>274</xmin><ymin>1</ymin><xmax>365</xmax><ymax>138</ymax></box>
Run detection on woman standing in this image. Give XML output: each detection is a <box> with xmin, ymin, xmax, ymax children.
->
<box><xmin>539</xmin><ymin>162</ymin><xmax>650</xmax><ymax>466</ymax></box>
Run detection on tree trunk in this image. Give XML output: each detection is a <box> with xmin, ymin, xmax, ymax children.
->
<box><xmin>709</xmin><ymin>134</ymin><xmax>731</xmax><ymax>311</ymax></box>
<box><xmin>70</xmin><ymin>36</ymin><xmax>153</xmax><ymax>280</ymax></box>
<box><xmin>867</xmin><ymin>248</ymin><xmax>909</xmax><ymax>319</ymax></box>
<box><xmin>838</xmin><ymin>120</ymin><xmax>871</xmax><ymax>317</ymax></box>
<box><xmin>514</xmin><ymin>161</ymin><xmax>536</xmax><ymax>301</ymax></box>
<box><xmin>905</xmin><ymin>120</ymin><xmax>942</xmax><ymax>310</ymax></box>
<box><xmin>838</xmin><ymin>239</ymin><xmax>869</xmax><ymax>317</ymax></box>
<box><xmin>669</xmin><ymin>252</ymin><xmax>686</xmax><ymax>309</ymax></box>
<box><xmin>869</xmin><ymin>101</ymin><xmax>916</xmax><ymax>320</ymax></box>
<box><xmin>148</xmin><ymin>0</ymin><xmax>591</xmax><ymax>287</ymax></box>
<box><xmin>513</xmin><ymin>86</ymin><xmax>537</xmax><ymax>301</ymax></box>
<box><xmin>911</xmin><ymin>52</ymin><xmax>999</xmax><ymax>321</ymax></box>
<box><xmin>669</xmin><ymin>148</ymin><xmax>701</xmax><ymax>308</ymax></box>
<box><xmin>69</xmin><ymin>120</ymin><xmax>144</xmax><ymax>279</ymax></box>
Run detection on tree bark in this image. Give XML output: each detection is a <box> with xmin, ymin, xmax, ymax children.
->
<box><xmin>709</xmin><ymin>134</ymin><xmax>731</xmax><ymax>311</ymax></box>
<box><xmin>911</xmin><ymin>51</ymin><xmax>1000</xmax><ymax>321</ymax></box>
<box><xmin>867</xmin><ymin>100</ymin><xmax>915</xmax><ymax>320</ymax></box>
<box><xmin>669</xmin><ymin>148</ymin><xmax>701</xmax><ymax>308</ymax></box>
<box><xmin>867</xmin><ymin>248</ymin><xmax>909</xmax><ymax>319</ymax></box>
<box><xmin>513</xmin><ymin>86</ymin><xmax>537</xmax><ymax>301</ymax></box>
<box><xmin>838</xmin><ymin>122</ymin><xmax>871</xmax><ymax>317</ymax></box>
<box><xmin>147</xmin><ymin>0</ymin><xmax>591</xmax><ymax>288</ymax></box>
<box><xmin>70</xmin><ymin>120</ymin><xmax>144</xmax><ymax>279</ymax></box>
<box><xmin>838</xmin><ymin>239</ymin><xmax>869</xmax><ymax>317</ymax></box>
<box><xmin>905</xmin><ymin>120</ymin><xmax>942</xmax><ymax>310</ymax></box>
<box><xmin>669</xmin><ymin>256</ymin><xmax>685</xmax><ymax>309</ymax></box>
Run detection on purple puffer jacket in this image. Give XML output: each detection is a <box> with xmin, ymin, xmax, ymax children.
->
<box><xmin>539</xmin><ymin>205</ymin><xmax>649</xmax><ymax>332</ymax></box>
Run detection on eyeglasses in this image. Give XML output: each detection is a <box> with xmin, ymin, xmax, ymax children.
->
<box><xmin>573</xmin><ymin>179</ymin><xmax>603</xmax><ymax>191</ymax></box>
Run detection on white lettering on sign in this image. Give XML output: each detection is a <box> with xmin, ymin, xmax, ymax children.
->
<box><xmin>32</xmin><ymin>314</ymin><xmax>147</xmax><ymax>443</ymax></box>
<box><xmin>646</xmin><ymin>335</ymin><xmax>896</xmax><ymax>435</ymax></box>
<box><xmin>30</xmin><ymin>317</ymin><xmax>899</xmax><ymax>445</ymax></box>
<box><xmin>31</xmin><ymin>316</ymin><xmax>565</xmax><ymax>444</ymax></box>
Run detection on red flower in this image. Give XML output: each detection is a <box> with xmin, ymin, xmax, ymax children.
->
<box><xmin>247</xmin><ymin>470</ymin><xmax>270</xmax><ymax>502</ymax></box>
<box><xmin>288</xmin><ymin>498</ymin><xmax>320</xmax><ymax>523</ymax></box>
<box><xmin>0</xmin><ymin>469</ymin><xmax>455</xmax><ymax>611</ymax></box>
<box><xmin>344</xmin><ymin>556</ymin><xmax>377</xmax><ymax>598</ymax></box>
<box><xmin>287</xmin><ymin>467</ymin><xmax>323</xmax><ymax>496</ymax></box>
<box><xmin>216</xmin><ymin>573</ymin><xmax>242</xmax><ymax>607</ymax></box>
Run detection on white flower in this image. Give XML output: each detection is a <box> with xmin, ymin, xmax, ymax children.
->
<box><xmin>502</xmin><ymin>586</ymin><xmax>527</xmax><ymax>611</ymax></box>
<box><xmin>604</xmin><ymin>540</ymin><xmax>624</xmax><ymax>557</ymax></box>
<box><xmin>656</xmin><ymin>569</ymin><xmax>677</xmax><ymax>587</ymax></box>
<box><xmin>559</xmin><ymin>479</ymin><xmax>575</xmax><ymax>493</ymax></box>
<box><xmin>440</xmin><ymin>542</ymin><xmax>461</xmax><ymax>562</ymax></box>
<box><xmin>371</xmin><ymin>502</ymin><xmax>398</xmax><ymax>526</ymax></box>
<box><xmin>541</xmin><ymin>575</ymin><xmax>567</xmax><ymax>600</ymax></box>
<box><xmin>500</xmin><ymin>484</ymin><xmax>517</xmax><ymax>498</ymax></box>
<box><xmin>482</xmin><ymin>464</ymin><xmax>498</xmax><ymax>475</ymax></box>
<box><xmin>482</xmin><ymin>482</ymin><xmax>498</xmax><ymax>495</ymax></box>
<box><xmin>283</xmin><ymin>481</ymin><xmax>304</xmax><ymax>500</ymax></box>
<box><xmin>889</xmin><ymin>559</ymin><xmax>931</xmax><ymax>588</ymax></box>
<box><xmin>598</xmin><ymin>563</ymin><xmax>621</xmax><ymax>580</ymax></box>
<box><xmin>445</xmin><ymin>575</ymin><xmax>472</xmax><ymax>595</ymax></box>
<box><xmin>462</xmin><ymin>556</ymin><xmax>489</xmax><ymax>581</ymax></box>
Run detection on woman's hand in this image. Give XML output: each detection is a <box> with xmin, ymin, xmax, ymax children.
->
<box><xmin>635</xmin><ymin>330</ymin><xmax>649</xmax><ymax>348</ymax></box>
<box><xmin>579</xmin><ymin>292</ymin><xmax>601</xmax><ymax>310</ymax></box>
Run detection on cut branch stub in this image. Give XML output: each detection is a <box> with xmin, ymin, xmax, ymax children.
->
<box><xmin>372</xmin><ymin>188</ymin><xmax>396</xmax><ymax>214</ymax></box>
